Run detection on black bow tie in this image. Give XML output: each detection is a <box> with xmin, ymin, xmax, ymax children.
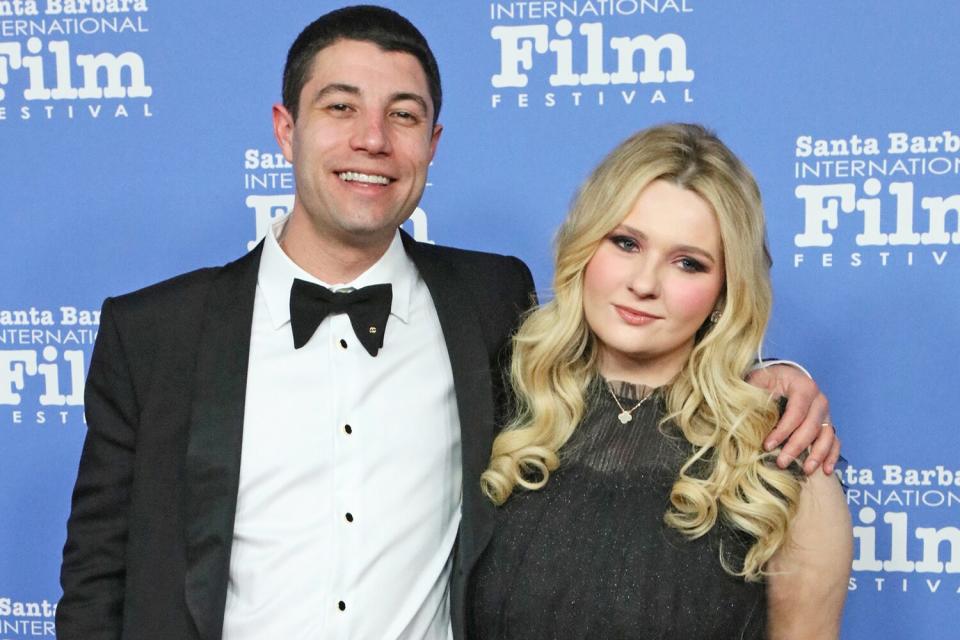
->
<box><xmin>289</xmin><ymin>279</ymin><xmax>393</xmax><ymax>356</ymax></box>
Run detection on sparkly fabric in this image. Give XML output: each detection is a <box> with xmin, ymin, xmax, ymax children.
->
<box><xmin>469</xmin><ymin>379</ymin><xmax>766</xmax><ymax>639</ymax></box>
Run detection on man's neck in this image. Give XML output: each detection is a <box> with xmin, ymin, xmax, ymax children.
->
<box><xmin>279</xmin><ymin>210</ymin><xmax>394</xmax><ymax>284</ymax></box>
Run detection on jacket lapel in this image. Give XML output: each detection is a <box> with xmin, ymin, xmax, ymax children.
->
<box><xmin>401</xmin><ymin>232</ymin><xmax>497</xmax><ymax>576</ymax></box>
<box><xmin>183</xmin><ymin>244</ymin><xmax>262</xmax><ymax>640</ymax></box>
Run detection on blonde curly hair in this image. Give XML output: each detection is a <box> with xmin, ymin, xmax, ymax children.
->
<box><xmin>481</xmin><ymin>123</ymin><xmax>802</xmax><ymax>581</ymax></box>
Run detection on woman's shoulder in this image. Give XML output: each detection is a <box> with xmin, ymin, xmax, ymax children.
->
<box><xmin>766</xmin><ymin>470</ymin><xmax>852</xmax><ymax>639</ymax></box>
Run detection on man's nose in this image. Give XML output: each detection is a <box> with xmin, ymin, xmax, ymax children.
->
<box><xmin>350</xmin><ymin>113</ymin><xmax>392</xmax><ymax>155</ymax></box>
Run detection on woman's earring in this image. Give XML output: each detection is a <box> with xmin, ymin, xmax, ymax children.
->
<box><xmin>710</xmin><ymin>309</ymin><xmax>722</xmax><ymax>324</ymax></box>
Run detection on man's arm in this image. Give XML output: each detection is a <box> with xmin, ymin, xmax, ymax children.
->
<box><xmin>747</xmin><ymin>364</ymin><xmax>840</xmax><ymax>475</ymax></box>
<box><xmin>492</xmin><ymin>256</ymin><xmax>537</xmax><ymax>431</ymax></box>
<box><xmin>57</xmin><ymin>298</ymin><xmax>136</xmax><ymax>639</ymax></box>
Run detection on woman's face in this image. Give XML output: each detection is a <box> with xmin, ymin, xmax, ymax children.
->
<box><xmin>582</xmin><ymin>179</ymin><xmax>725</xmax><ymax>386</ymax></box>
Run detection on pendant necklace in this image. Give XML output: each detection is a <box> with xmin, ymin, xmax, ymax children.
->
<box><xmin>606</xmin><ymin>380</ymin><xmax>652</xmax><ymax>424</ymax></box>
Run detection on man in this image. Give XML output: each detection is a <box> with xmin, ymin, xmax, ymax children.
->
<box><xmin>57</xmin><ymin>6</ymin><xmax>838</xmax><ymax>639</ymax></box>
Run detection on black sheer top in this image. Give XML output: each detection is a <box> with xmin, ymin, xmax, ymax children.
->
<box><xmin>469</xmin><ymin>379</ymin><xmax>766</xmax><ymax>639</ymax></box>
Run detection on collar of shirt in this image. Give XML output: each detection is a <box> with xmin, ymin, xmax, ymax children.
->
<box><xmin>257</xmin><ymin>214</ymin><xmax>414</xmax><ymax>332</ymax></box>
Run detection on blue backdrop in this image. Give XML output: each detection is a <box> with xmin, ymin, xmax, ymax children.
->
<box><xmin>2</xmin><ymin>1</ymin><xmax>958</xmax><ymax>637</ymax></box>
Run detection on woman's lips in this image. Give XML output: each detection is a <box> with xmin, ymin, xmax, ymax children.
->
<box><xmin>614</xmin><ymin>304</ymin><xmax>661</xmax><ymax>326</ymax></box>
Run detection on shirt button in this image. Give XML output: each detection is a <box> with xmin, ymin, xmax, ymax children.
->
<box><xmin>339</xmin><ymin>339</ymin><xmax>348</xmax><ymax>349</ymax></box>
<box><xmin>338</xmin><ymin>600</ymin><xmax>346</xmax><ymax>611</ymax></box>
<box><xmin>345</xmin><ymin>512</ymin><xmax>354</xmax><ymax>523</ymax></box>
<box><xmin>344</xmin><ymin>424</ymin><xmax>352</xmax><ymax>435</ymax></box>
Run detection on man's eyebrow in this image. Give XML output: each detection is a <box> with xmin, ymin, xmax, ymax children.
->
<box><xmin>309</xmin><ymin>85</ymin><xmax>429</xmax><ymax>116</ymax></box>
<box><xmin>390</xmin><ymin>92</ymin><xmax>429</xmax><ymax>115</ymax></box>
<box><xmin>311</xmin><ymin>83</ymin><xmax>360</xmax><ymax>104</ymax></box>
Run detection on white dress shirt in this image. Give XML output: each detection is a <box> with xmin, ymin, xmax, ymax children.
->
<box><xmin>222</xmin><ymin>216</ymin><xmax>460</xmax><ymax>639</ymax></box>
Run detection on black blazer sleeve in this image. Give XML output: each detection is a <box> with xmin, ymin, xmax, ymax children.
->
<box><xmin>57</xmin><ymin>298</ymin><xmax>137</xmax><ymax>639</ymax></box>
<box><xmin>492</xmin><ymin>256</ymin><xmax>536</xmax><ymax>429</ymax></box>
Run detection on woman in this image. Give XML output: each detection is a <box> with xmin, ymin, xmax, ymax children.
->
<box><xmin>471</xmin><ymin>124</ymin><xmax>852</xmax><ymax>639</ymax></box>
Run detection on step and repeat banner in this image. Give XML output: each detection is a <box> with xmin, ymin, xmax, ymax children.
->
<box><xmin>1</xmin><ymin>1</ymin><xmax>958</xmax><ymax>638</ymax></box>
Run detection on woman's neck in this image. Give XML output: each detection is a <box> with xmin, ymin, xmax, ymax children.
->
<box><xmin>596</xmin><ymin>350</ymin><xmax>686</xmax><ymax>389</ymax></box>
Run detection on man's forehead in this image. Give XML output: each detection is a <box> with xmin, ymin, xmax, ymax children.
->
<box><xmin>302</xmin><ymin>39</ymin><xmax>433</xmax><ymax>110</ymax></box>
<box><xmin>308</xmin><ymin>39</ymin><xmax>424</xmax><ymax>78</ymax></box>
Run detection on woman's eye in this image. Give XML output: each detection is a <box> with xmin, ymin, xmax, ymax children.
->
<box><xmin>678</xmin><ymin>257</ymin><xmax>706</xmax><ymax>272</ymax></box>
<box><xmin>611</xmin><ymin>235</ymin><xmax>638</xmax><ymax>251</ymax></box>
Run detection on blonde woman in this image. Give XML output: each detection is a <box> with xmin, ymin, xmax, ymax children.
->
<box><xmin>471</xmin><ymin>124</ymin><xmax>852</xmax><ymax>639</ymax></box>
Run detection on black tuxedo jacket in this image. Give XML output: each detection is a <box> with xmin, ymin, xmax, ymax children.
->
<box><xmin>57</xmin><ymin>232</ymin><xmax>535</xmax><ymax>640</ymax></box>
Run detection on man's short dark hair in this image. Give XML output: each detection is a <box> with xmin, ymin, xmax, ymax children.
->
<box><xmin>282</xmin><ymin>5</ymin><xmax>442</xmax><ymax>124</ymax></box>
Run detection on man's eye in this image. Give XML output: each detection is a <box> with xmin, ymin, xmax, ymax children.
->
<box><xmin>392</xmin><ymin>110</ymin><xmax>420</xmax><ymax>123</ymax></box>
<box><xmin>327</xmin><ymin>103</ymin><xmax>351</xmax><ymax>112</ymax></box>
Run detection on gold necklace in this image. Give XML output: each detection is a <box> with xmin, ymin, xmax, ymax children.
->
<box><xmin>606</xmin><ymin>380</ymin><xmax>652</xmax><ymax>424</ymax></box>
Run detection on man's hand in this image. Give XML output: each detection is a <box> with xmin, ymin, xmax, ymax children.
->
<box><xmin>746</xmin><ymin>364</ymin><xmax>840</xmax><ymax>476</ymax></box>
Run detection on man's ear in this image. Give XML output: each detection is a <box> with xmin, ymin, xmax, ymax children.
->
<box><xmin>273</xmin><ymin>103</ymin><xmax>296</xmax><ymax>163</ymax></box>
<box><xmin>428</xmin><ymin>122</ymin><xmax>443</xmax><ymax>160</ymax></box>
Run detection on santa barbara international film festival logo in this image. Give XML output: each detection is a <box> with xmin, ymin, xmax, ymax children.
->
<box><xmin>241</xmin><ymin>147</ymin><xmax>433</xmax><ymax>249</ymax></box>
<box><xmin>0</xmin><ymin>305</ymin><xmax>98</xmax><ymax>428</ymax></box>
<box><xmin>791</xmin><ymin>128</ymin><xmax>960</xmax><ymax>270</ymax></box>
<box><xmin>488</xmin><ymin>0</ymin><xmax>695</xmax><ymax>110</ymax></box>
<box><xmin>842</xmin><ymin>462</ymin><xmax>960</xmax><ymax>596</ymax></box>
<box><xmin>0</xmin><ymin>595</ymin><xmax>58</xmax><ymax>637</ymax></box>
<box><xmin>0</xmin><ymin>0</ymin><xmax>153</xmax><ymax>123</ymax></box>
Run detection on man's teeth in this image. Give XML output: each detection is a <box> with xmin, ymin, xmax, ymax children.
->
<box><xmin>338</xmin><ymin>171</ymin><xmax>390</xmax><ymax>185</ymax></box>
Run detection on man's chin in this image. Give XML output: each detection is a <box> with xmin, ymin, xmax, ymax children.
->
<box><xmin>332</xmin><ymin>221</ymin><xmax>403</xmax><ymax>248</ymax></box>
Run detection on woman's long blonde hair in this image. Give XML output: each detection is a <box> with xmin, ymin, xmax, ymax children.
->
<box><xmin>481</xmin><ymin>123</ymin><xmax>802</xmax><ymax>581</ymax></box>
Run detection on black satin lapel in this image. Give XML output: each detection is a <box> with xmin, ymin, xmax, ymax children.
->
<box><xmin>402</xmin><ymin>233</ymin><xmax>497</xmax><ymax>574</ymax></box>
<box><xmin>183</xmin><ymin>245</ymin><xmax>262</xmax><ymax>640</ymax></box>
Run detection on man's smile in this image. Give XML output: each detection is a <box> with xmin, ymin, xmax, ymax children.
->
<box><xmin>336</xmin><ymin>170</ymin><xmax>394</xmax><ymax>185</ymax></box>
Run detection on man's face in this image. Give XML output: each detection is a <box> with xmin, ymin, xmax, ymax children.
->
<box><xmin>274</xmin><ymin>39</ymin><xmax>441</xmax><ymax>248</ymax></box>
